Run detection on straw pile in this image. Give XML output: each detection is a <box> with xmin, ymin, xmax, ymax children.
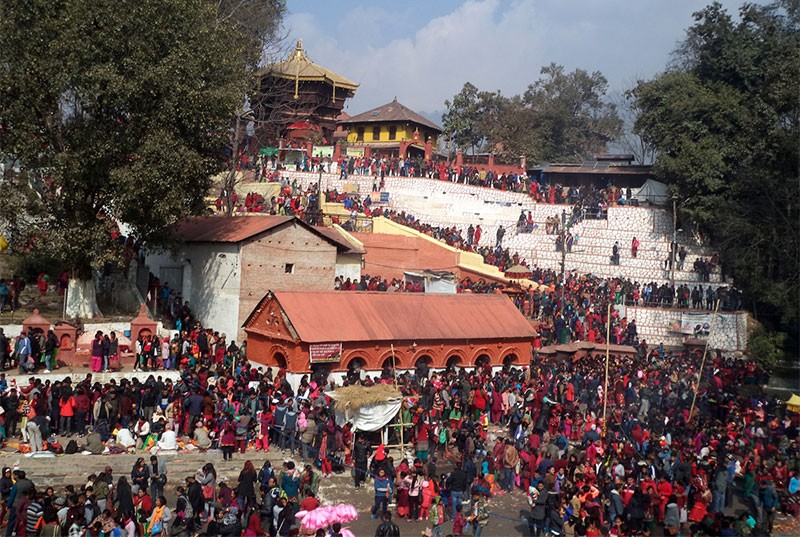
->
<box><xmin>328</xmin><ymin>383</ymin><xmax>402</xmax><ymax>411</ymax></box>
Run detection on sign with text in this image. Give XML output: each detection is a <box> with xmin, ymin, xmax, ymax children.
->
<box><xmin>673</xmin><ymin>312</ymin><xmax>725</xmax><ymax>336</ymax></box>
<box><xmin>309</xmin><ymin>343</ymin><xmax>343</xmax><ymax>363</ymax></box>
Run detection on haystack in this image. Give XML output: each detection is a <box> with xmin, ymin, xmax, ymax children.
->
<box><xmin>327</xmin><ymin>383</ymin><xmax>401</xmax><ymax>411</ymax></box>
<box><xmin>327</xmin><ymin>383</ymin><xmax>403</xmax><ymax>432</ymax></box>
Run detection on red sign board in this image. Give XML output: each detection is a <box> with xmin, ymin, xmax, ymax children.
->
<box><xmin>309</xmin><ymin>343</ymin><xmax>342</xmax><ymax>363</ymax></box>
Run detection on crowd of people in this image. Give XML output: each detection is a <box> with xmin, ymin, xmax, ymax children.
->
<box><xmin>0</xmin><ymin>307</ymin><xmax>792</xmax><ymax>537</ymax></box>
<box><xmin>334</xmin><ymin>275</ymin><xmax>507</xmax><ymax>295</ymax></box>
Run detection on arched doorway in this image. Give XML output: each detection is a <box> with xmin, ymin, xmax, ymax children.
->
<box><xmin>475</xmin><ymin>354</ymin><xmax>491</xmax><ymax>368</ymax></box>
<box><xmin>273</xmin><ymin>352</ymin><xmax>287</xmax><ymax>369</ymax></box>
<box><xmin>415</xmin><ymin>355</ymin><xmax>433</xmax><ymax>379</ymax></box>
<box><xmin>446</xmin><ymin>355</ymin><xmax>463</xmax><ymax>369</ymax></box>
<box><xmin>380</xmin><ymin>356</ymin><xmax>400</xmax><ymax>381</ymax></box>
<box><xmin>346</xmin><ymin>357</ymin><xmax>367</xmax><ymax>384</ymax></box>
<box><xmin>502</xmin><ymin>353</ymin><xmax>519</xmax><ymax>367</ymax></box>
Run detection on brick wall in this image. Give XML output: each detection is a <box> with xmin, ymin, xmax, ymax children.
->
<box><xmin>238</xmin><ymin>221</ymin><xmax>337</xmax><ymax>340</ymax></box>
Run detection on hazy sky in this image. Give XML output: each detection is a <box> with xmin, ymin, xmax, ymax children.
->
<box><xmin>283</xmin><ymin>0</ymin><xmax>756</xmax><ymax>119</ymax></box>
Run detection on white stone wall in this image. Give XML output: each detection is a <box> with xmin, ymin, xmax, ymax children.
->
<box><xmin>278</xmin><ymin>170</ymin><xmax>723</xmax><ymax>286</ymax></box>
<box><xmin>626</xmin><ymin>306</ymin><xmax>748</xmax><ymax>351</ymax></box>
<box><xmin>146</xmin><ymin>243</ymin><xmax>242</xmax><ymax>341</ymax></box>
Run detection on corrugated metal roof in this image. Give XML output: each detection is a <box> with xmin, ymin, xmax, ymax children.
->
<box><xmin>544</xmin><ymin>165</ymin><xmax>651</xmax><ymax>175</ymax></box>
<box><xmin>174</xmin><ymin>215</ymin><xmax>292</xmax><ymax>243</ymax></box>
<box><xmin>174</xmin><ymin>216</ymin><xmax>362</xmax><ymax>253</ymax></box>
<box><xmin>271</xmin><ymin>291</ymin><xmax>535</xmax><ymax>343</ymax></box>
<box><xmin>312</xmin><ymin>226</ymin><xmax>365</xmax><ymax>254</ymax></box>
<box><xmin>339</xmin><ymin>98</ymin><xmax>442</xmax><ymax>133</ymax></box>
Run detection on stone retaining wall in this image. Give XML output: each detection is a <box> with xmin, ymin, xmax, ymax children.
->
<box><xmin>626</xmin><ymin>306</ymin><xmax>748</xmax><ymax>351</ymax></box>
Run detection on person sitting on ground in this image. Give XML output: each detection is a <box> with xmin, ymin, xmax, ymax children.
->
<box><xmin>83</xmin><ymin>430</ymin><xmax>105</xmax><ymax>455</ymax></box>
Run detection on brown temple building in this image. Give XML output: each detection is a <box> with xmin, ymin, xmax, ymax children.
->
<box><xmin>243</xmin><ymin>291</ymin><xmax>534</xmax><ymax>376</ymax></box>
<box><xmin>253</xmin><ymin>40</ymin><xmax>358</xmax><ymax>158</ymax></box>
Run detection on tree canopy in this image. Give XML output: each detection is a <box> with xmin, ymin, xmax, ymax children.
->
<box><xmin>632</xmin><ymin>0</ymin><xmax>800</xmax><ymax>353</ymax></box>
<box><xmin>0</xmin><ymin>0</ymin><xmax>285</xmax><ymax>277</ymax></box>
<box><xmin>442</xmin><ymin>64</ymin><xmax>622</xmax><ymax>163</ymax></box>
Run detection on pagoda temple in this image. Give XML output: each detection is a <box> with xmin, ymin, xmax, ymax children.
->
<box><xmin>252</xmin><ymin>40</ymin><xmax>358</xmax><ymax>160</ymax></box>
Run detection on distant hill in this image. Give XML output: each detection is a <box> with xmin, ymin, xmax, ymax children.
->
<box><xmin>420</xmin><ymin>109</ymin><xmax>445</xmax><ymax>129</ymax></box>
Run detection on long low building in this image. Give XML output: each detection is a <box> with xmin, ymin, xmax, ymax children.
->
<box><xmin>243</xmin><ymin>291</ymin><xmax>535</xmax><ymax>376</ymax></box>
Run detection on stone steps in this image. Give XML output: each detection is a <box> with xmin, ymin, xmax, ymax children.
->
<box><xmin>277</xmin><ymin>170</ymin><xmax>723</xmax><ymax>286</ymax></box>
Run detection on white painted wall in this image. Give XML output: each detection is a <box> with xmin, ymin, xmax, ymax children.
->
<box><xmin>336</xmin><ymin>253</ymin><xmax>362</xmax><ymax>282</ymax></box>
<box><xmin>626</xmin><ymin>306</ymin><xmax>748</xmax><ymax>351</ymax></box>
<box><xmin>146</xmin><ymin>243</ymin><xmax>242</xmax><ymax>340</ymax></box>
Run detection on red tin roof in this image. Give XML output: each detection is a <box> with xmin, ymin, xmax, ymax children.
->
<box><xmin>251</xmin><ymin>291</ymin><xmax>535</xmax><ymax>343</ymax></box>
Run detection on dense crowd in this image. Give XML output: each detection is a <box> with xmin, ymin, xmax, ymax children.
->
<box><xmin>367</xmin><ymin>349</ymin><xmax>797</xmax><ymax>537</ymax></box>
<box><xmin>0</xmin><ymin>330</ymin><xmax>794</xmax><ymax>537</ymax></box>
<box><xmin>334</xmin><ymin>275</ymin><xmax>506</xmax><ymax>295</ymax></box>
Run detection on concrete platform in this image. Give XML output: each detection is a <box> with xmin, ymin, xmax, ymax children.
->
<box><xmin>2</xmin><ymin>367</ymin><xmax>182</xmax><ymax>385</ymax></box>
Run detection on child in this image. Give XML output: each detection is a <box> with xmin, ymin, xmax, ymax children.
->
<box><xmin>420</xmin><ymin>479</ymin><xmax>435</xmax><ymax>520</ymax></box>
<box><xmin>452</xmin><ymin>504</ymin><xmax>466</xmax><ymax>536</ymax></box>
<box><xmin>427</xmin><ymin>496</ymin><xmax>445</xmax><ymax>537</ymax></box>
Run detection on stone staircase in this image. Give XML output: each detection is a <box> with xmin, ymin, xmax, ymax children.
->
<box><xmin>272</xmin><ymin>171</ymin><xmax>724</xmax><ymax>288</ymax></box>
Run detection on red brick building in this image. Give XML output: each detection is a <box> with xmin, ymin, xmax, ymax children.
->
<box><xmin>243</xmin><ymin>291</ymin><xmax>535</xmax><ymax>376</ymax></box>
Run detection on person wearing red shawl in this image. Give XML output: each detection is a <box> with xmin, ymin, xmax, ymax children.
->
<box><xmin>471</xmin><ymin>387</ymin><xmax>487</xmax><ymax>421</ymax></box>
<box><xmin>255</xmin><ymin>408</ymin><xmax>273</xmax><ymax>452</ymax></box>
<box><xmin>341</xmin><ymin>423</ymin><xmax>353</xmax><ymax>465</ymax></box>
<box><xmin>656</xmin><ymin>475</ymin><xmax>673</xmax><ymax>523</ymax></box>
<box><xmin>490</xmin><ymin>390</ymin><xmax>503</xmax><ymax>423</ymax></box>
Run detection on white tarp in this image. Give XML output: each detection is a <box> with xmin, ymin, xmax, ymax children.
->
<box><xmin>328</xmin><ymin>395</ymin><xmax>403</xmax><ymax>432</ymax></box>
<box><xmin>633</xmin><ymin>179</ymin><xmax>669</xmax><ymax>205</ymax></box>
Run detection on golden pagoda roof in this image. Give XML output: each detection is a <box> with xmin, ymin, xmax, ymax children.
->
<box><xmin>261</xmin><ymin>40</ymin><xmax>359</xmax><ymax>91</ymax></box>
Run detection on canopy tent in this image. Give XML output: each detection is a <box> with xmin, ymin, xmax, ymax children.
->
<box><xmin>328</xmin><ymin>384</ymin><xmax>403</xmax><ymax>432</ymax></box>
<box><xmin>632</xmin><ymin>179</ymin><xmax>670</xmax><ymax>206</ymax></box>
<box><xmin>505</xmin><ymin>264</ymin><xmax>532</xmax><ymax>279</ymax></box>
<box><xmin>786</xmin><ymin>394</ymin><xmax>800</xmax><ymax>413</ymax></box>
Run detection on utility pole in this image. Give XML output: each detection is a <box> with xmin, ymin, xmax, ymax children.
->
<box><xmin>224</xmin><ymin>114</ymin><xmax>242</xmax><ymax>217</ymax></box>
<box><xmin>671</xmin><ymin>197</ymin><xmax>677</xmax><ymax>306</ymax></box>
<box><xmin>560</xmin><ymin>209</ymin><xmax>567</xmax><ymax>313</ymax></box>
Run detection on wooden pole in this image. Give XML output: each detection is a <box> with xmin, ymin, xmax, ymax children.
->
<box><xmin>391</xmin><ymin>343</ymin><xmax>398</xmax><ymax>387</ymax></box>
<box><xmin>602</xmin><ymin>302</ymin><xmax>612</xmax><ymax>438</ymax></box>
<box><xmin>689</xmin><ymin>299</ymin><xmax>721</xmax><ymax>421</ymax></box>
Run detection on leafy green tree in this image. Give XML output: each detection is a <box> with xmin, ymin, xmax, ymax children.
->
<box><xmin>632</xmin><ymin>0</ymin><xmax>800</xmax><ymax>354</ymax></box>
<box><xmin>443</xmin><ymin>65</ymin><xmax>621</xmax><ymax>163</ymax></box>
<box><xmin>0</xmin><ymin>0</ymin><xmax>284</xmax><ymax>316</ymax></box>
<box><xmin>523</xmin><ymin>63</ymin><xmax>622</xmax><ymax>162</ymax></box>
<box><xmin>442</xmin><ymin>83</ymin><xmax>486</xmax><ymax>155</ymax></box>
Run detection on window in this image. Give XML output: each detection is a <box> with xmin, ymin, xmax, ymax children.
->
<box><xmin>388</xmin><ymin>126</ymin><xmax>397</xmax><ymax>140</ymax></box>
<box><xmin>356</xmin><ymin>127</ymin><xmax>364</xmax><ymax>142</ymax></box>
<box><xmin>372</xmin><ymin>126</ymin><xmax>380</xmax><ymax>140</ymax></box>
<box><xmin>284</xmin><ymin>263</ymin><xmax>294</xmax><ymax>274</ymax></box>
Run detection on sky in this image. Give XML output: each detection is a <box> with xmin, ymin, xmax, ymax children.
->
<box><xmin>282</xmin><ymin>0</ymin><xmax>758</xmax><ymax>121</ymax></box>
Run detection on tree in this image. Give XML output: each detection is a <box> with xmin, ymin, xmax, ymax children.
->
<box><xmin>632</xmin><ymin>0</ymin><xmax>800</xmax><ymax>354</ymax></box>
<box><xmin>0</xmin><ymin>0</ymin><xmax>284</xmax><ymax>317</ymax></box>
<box><xmin>442</xmin><ymin>83</ymin><xmax>486</xmax><ymax>155</ymax></box>
<box><xmin>442</xmin><ymin>65</ymin><xmax>622</xmax><ymax>164</ymax></box>
<box><xmin>522</xmin><ymin>63</ymin><xmax>622</xmax><ymax>162</ymax></box>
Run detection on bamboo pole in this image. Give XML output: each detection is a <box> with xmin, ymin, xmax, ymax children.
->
<box><xmin>689</xmin><ymin>300</ymin><xmax>721</xmax><ymax>421</ymax></box>
<box><xmin>602</xmin><ymin>302</ymin><xmax>612</xmax><ymax>438</ymax></box>
<box><xmin>391</xmin><ymin>343</ymin><xmax>398</xmax><ymax>387</ymax></box>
